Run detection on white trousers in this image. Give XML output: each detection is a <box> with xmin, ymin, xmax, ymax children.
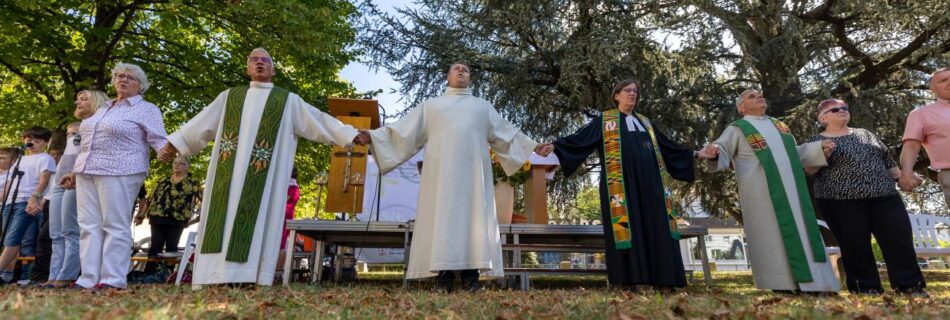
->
<box><xmin>75</xmin><ymin>173</ymin><xmax>145</xmax><ymax>288</ymax></box>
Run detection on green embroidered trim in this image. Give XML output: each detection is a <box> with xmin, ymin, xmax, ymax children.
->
<box><xmin>201</xmin><ymin>86</ymin><xmax>249</xmax><ymax>255</ymax></box>
<box><xmin>732</xmin><ymin>118</ymin><xmax>826</xmax><ymax>283</ymax></box>
<box><xmin>200</xmin><ymin>85</ymin><xmax>290</xmax><ymax>263</ymax></box>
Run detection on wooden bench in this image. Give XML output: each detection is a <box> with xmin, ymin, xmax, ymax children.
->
<box><xmin>822</xmin><ymin>214</ymin><xmax>950</xmax><ymax>280</ymax></box>
<box><xmin>500</xmin><ymin>224</ymin><xmax>711</xmax><ymax>290</ymax></box>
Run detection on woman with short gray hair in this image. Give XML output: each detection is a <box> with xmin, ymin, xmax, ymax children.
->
<box><xmin>60</xmin><ymin>62</ymin><xmax>168</xmax><ymax>290</ymax></box>
<box><xmin>806</xmin><ymin>99</ymin><xmax>927</xmax><ymax>296</ymax></box>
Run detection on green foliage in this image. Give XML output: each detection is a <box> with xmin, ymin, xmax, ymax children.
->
<box><xmin>0</xmin><ymin>1</ymin><xmax>361</xmax><ymax>207</ymax></box>
<box><xmin>490</xmin><ymin>149</ymin><xmax>532</xmax><ymax>186</ymax></box>
<box><xmin>550</xmin><ymin>185</ymin><xmax>601</xmax><ymax>224</ymax></box>
<box><xmin>358</xmin><ymin>0</ymin><xmax>950</xmax><ymax>219</ymax></box>
<box><xmin>871</xmin><ymin>237</ymin><xmax>885</xmax><ymax>262</ymax></box>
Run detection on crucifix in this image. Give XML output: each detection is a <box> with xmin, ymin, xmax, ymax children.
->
<box><xmin>325</xmin><ymin>98</ymin><xmax>379</xmax><ymax>215</ymax></box>
<box><xmin>334</xmin><ymin>146</ymin><xmax>366</xmax><ymax>193</ymax></box>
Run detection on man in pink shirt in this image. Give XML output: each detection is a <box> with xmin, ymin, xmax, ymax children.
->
<box><xmin>900</xmin><ymin>67</ymin><xmax>950</xmax><ymax>206</ymax></box>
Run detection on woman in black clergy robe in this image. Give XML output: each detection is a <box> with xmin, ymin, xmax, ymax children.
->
<box><xmin>549</xmin><ymin>79</ymin><xmax>702</xmax><ymax>289</ymax></box>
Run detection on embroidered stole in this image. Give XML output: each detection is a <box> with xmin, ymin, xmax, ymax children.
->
<box><xmin>732</xmin><ymin>118</ymin><xmax>827</xmax><ymax>283</ymax></box>
<box><xmin>601</xmin><ymin>111</ymin><xmax>679</xmax><ymax>250</ymax></box>
<box><xmin>201</xmin><ymin>85</ymin><xmax>289</xmax><ymax>262</ymax></box>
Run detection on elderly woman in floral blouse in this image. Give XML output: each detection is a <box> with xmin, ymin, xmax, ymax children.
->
<box><xmin>135</xmin><ymin>156</ymin><xmax>202</xmax><ymax>275</ymax></box>
<box><xmin>61</xmin><ymin>62</ymin><xmax>168</xmax><ymax>290</ymax></box>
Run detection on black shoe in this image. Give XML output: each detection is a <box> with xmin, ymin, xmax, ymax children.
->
<box><xmin>460</xmin><ymin>270</ymin><xmax>481</xmax><ymax>292</ymax></box>
<box><xmin>855</xmin><ymin>288</ymin><xmax>882</xmax><ymax>296</ymax></box>
<box><xmin>897</xmin><ymin>288</ymin><xmax>930</xmax><ymax>299</ymax></box>
<box><xmin>654</xmin><ymin>286</ymin><xmax>676</xmax><ymax>294</ymax></box>
<box><xmin>435</xmin><ymin>271</ymin><xmax>454</xmax><ymax>293</ymax></box>
<box><xmin>771</xmin><ymin>290</ymin><xmax>801</xmax><ymax>295</ymax></box>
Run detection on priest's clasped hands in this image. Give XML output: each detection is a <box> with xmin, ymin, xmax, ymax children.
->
<box><xmin>697</xmin><ymin>144</ymin><xmax>720</xmax><ymax>160</ymax></box>
<box><xmin>354</xmin><ymin>130</ymin><xmax>371</xmax><ymax>146</ymax></box>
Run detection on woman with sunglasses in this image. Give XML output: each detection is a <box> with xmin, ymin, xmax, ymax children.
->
<box><xmin>805</xmin><ymin>99</ymin><xmax>927</xmax><ymax>296</ymax></box>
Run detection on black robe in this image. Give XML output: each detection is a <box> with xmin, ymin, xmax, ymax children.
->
<box><xmin>554</xmin><ymin>113</ymin><xmax>695</xmax><ymax>287</ymax></box>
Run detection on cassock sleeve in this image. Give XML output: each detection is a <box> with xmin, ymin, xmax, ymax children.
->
<box><xmin>487</xmin><ymin>105</ymin><xmax>539</xmax><ymax>176</ymax></box>
<box><xmin>167</xmin><ymin>90</ymin><xmax>229</xmax><ymax>156</ymax></box>
<box><xmin>653</xmin><ymin>123</ymin><xmax>696</xmax><ymax>183</ymax></box>
<box><xmin>796</xmin><ymin>140</ymin><xmax>828</xmax><ymax>168</ymax></box>
<box><xmin>289</xmin><ymin>94</ymin><xmax>359</xmax><ymax>147</ymax></box>
<box><xmin>552</xmin><ymin>115</ymin><xmax>602</xmax><ymax>177</ymax></box>
<box><xmin>709</xmin><ymin>126</ymin><xmax>742</xmax><ymax>172</ymax></box>
<box><xmin>368</xmin><ymin>103</ymin><xmax>428</xmax><ymax>175</ymax></box>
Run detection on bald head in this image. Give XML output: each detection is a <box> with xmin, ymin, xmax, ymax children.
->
<box><xmin>930</xmin><ymin>67</ymin><xmax>950</xmax><ymax>100</ymax></box>
<box><xmin>736</xmin><ymin>89</ymin><xmax>767</xmax><ymax>116</ymax></box>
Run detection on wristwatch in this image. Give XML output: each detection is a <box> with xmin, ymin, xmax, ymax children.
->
<box><xmin>31</xmin><ymin>192</ymin><xmax>43</xmax><ymax>199</ymax></box>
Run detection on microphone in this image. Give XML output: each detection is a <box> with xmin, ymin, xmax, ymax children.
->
<box><xmin>11</xmin><ymin>142</ymin><xmax>34</xmax><ymax>151</ymax></box>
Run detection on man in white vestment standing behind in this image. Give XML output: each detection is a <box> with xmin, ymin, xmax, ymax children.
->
<box><xmin>359</xmin><ymin>62</ymin><xmax>545</xmax><ymax>292</ymax></box>
<box><xmin>159</xmin><ymin>48</ymin><xmax>365</xmax><ymax>287</ymax></box>
<box><xmin>700</xmin><ymin>90</ymin><xmax>840</xmax><ymax>293</ymax></box>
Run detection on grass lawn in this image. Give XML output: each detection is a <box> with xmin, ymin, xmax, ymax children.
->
<box><xmin>1</xmin><ymin>271</ymin><xmax>948</xmax><ymax>319</ymax></box>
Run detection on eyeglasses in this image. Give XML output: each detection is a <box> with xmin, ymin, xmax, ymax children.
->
<box><xmin>248</xmin><ymin>56</ymin><xmax>273</xmax><ymax>63</ymax></box>
<box><xmin>622</xmin><ymin>88</ymin><xmax>638</xmax><ymax>94</ymax></box>
<box><xmin>822</xmin><ymin>105</ymin><xmax>849</xmax><ymax>115</ymax></box>
<box><xmin>115</xmin><ymin>73</ymin><xmax>139</xmax><ymax>82</ymax></box>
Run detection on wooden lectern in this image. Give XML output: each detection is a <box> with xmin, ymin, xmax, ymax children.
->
<box><xmin>325</xmin><ymin>98</ymin><xmax>379</xmax><ymax>215</ymax></box>
<box><xmin>523</xmin><ymin>154</ymin><xmax>559</xmax><ymax>224</ymax></box>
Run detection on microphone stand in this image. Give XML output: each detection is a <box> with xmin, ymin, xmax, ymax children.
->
<box><xmin>0</xmin><ymin>147</ymin><xmax>28</xmax><ymax>249</ymax></box>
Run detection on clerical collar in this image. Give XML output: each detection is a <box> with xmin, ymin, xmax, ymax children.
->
<box><xmin>444</xmin><ymin>87</ymin><xmax>472</xmax><ymax>96</ymax></box>
<box><xmin>250</xmin><ymin>81</ymin><xmax>274</xmax><ymax>88</ymax></box>
<box><xmin>743</xmin><ymin>115</ymin><xmax>768</xmax><ymax>120</ymax></box>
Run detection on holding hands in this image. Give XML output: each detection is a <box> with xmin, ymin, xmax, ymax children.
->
<box><xmin>353</xmin><ymin>130</ymin><xmax>371</xmax><ymax>146</ymax></box>
<box><xmin>534</xmin><ymin>143</ymin><xmax>554</xmax><ymax>157</ymax></box>
<box><xmin>158</xmin><ymin>143</ymin><xmax>178</xmax><ymax>162</ymax></box>
<box><xmin>59</xmin><ymin>173</ymin><xmax>76</xmax><ymax>190</ymax></box>
<box><xmin>697</xmin><ymin>144</ymin><xmax>720</xmax><ymax>160</ymax></box>
<box><xmin>821</xmin><ymin>139</ymin><xmax>836</xmax><ymax>158</ymax></box>
<box><xmin>898</xmin><ymin>172</ymin><xmax>924</xmax><ymax>191</ymax></box>
<box><xmin>26</xmin><ymin>197</ymin><xmax>43</xmax><ymax>215</ymax></box>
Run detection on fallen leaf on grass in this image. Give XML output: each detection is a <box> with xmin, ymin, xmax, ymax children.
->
<box><xmin>754</xmin><ymin>297</ymin><xmax>783</xmax><ymax>306</ymax></box>
<box><xmin>617</xmin><ymin>312</ymin><xmax>646</xmax><ymax>320</ymax></box>
<box><xmin>495</xmin><ymin>310</ymin><xmax>519</xmax><ymax>320</ymax></box>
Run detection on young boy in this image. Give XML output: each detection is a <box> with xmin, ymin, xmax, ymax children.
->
<box><xmin>0</xmin><ymin>127</ymin><xmax>56</xmax><ymax>284</ymax></box>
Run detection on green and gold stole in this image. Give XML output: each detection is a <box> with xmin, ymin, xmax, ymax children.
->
<box><xmin>601</xmin><ymin>111</ymin><xmax>680</xmax><ymax>250</ymax></box>
<box><xmin>732</xmin><ymin>118</ymin><xmax>827</xmax><ymax>283</ymax></box>
<box><xmin>201</xmin><ymin>85</ymin><xmax>289</xmax><ymax>262</ymax></box>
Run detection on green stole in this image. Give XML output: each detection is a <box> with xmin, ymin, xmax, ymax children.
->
<box><xmin>732</xmin><ymin>118</ymin><xmax>827</xmax><ymax>283</ymax></box>
<box><xmin>201</xmin><ymin>85</ymin><xmax>289</xmax><ymax>262</ymax></box>
<box><xmin>601</xmin><ymin>111</ymin><xmax>680</xmax><ymax>250</ymax></box>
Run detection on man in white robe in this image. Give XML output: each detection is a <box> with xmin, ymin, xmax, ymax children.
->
<box><xmin>700</xmin><ymin>90</ymin><xmax>840</xmax><ymax>292</ymax></box>
<box><xmin>359</xmin><ymin>62</ymin><xmax>544</xmax><ymax>292</ymax></box>
<box><xmin>159</xmin><ymin>48</ymin><xmax>363</xmax><ymax>287</ymax></box>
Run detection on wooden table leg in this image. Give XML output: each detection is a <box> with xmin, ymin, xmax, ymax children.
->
<box><xmin>313</xmin><ymin>241</ymin><xmax>325</xmax><ymax>285</ymax></box>
<box><xmin>282</xmin><ymin>229</ymin><xmax>296</xmax><ymax>287</ymax></box>
<box><xmin>402</xmin><ymin>222</ymin><xmax>411</xmax><ymax>289</ymax></box>
<box><xmin>697</xmin><ymin>235</ymin><xmax>713</xmax><ymax>286</ymax></box>
<box><xmin>335</xmin><ymin>246</ymin><xmax>344</xmax><ymax>282</ymax></box>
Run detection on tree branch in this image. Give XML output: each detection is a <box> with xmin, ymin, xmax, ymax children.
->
<box><xmin>0</xmin><ymin>58</ymin><xmax>56</xmax><ymax>104</ymax></box>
